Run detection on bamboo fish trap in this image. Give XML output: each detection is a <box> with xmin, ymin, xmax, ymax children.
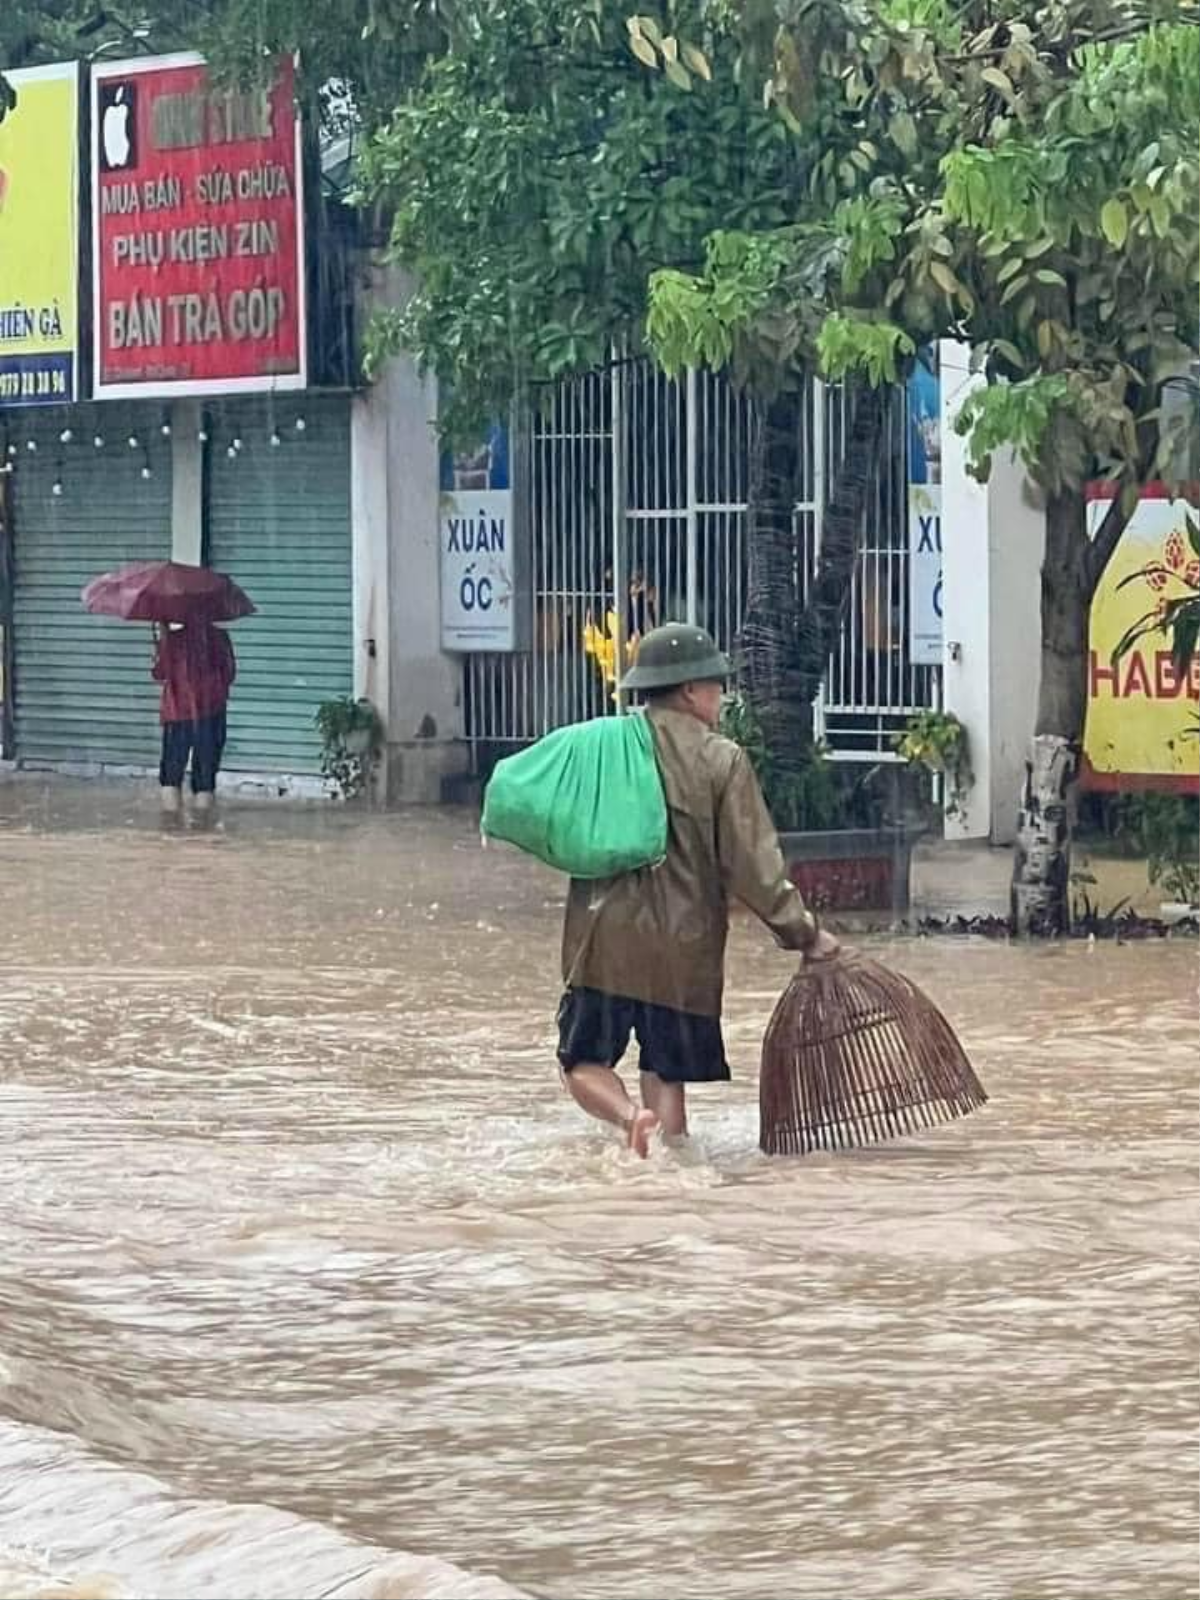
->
<box><xmin>759</xmin><ymin>953</ymin><xmax>988</xmax><ymax>1156</ymax></box>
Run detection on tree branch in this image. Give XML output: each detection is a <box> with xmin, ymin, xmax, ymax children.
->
<box><xmin>1085</xmin><ymin>486</ymin><xmax>1135</xmax><ymax>593</ymax></box>
<box><xmin>937</xmin><ymin>10</ymin><xmax>1200</xmax><ymax>65</ymax></box>
<box><xmin>1085</xmin><ymin>390</ymin><xmax>1164</xmax><ymax>592</ymax></box>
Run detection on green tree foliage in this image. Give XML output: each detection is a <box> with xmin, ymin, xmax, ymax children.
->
<box><xmin>353</xmin><ymin>0</ymin><xmax>808</xmax><ymax>437</ymax></box>
<box><xmin>0</xmin><ymin>0</ymin><xmax>93</xmax><ymax>112</ymax></box>
<box><xmin>641</xmin><ymin>0</ymin><xmax>1198</xmax><ymax>931</ymax></box>
<box><xmin>1</xmin><ymin>2</ymin><xmax>454</xmax><ymax>123</ymax></box>
<box><xmin>3</xmin><ymin>2</ymin><xmax>813</xmax><ymax>441</ymax></box>
<box><xmin>646</xmin><ymin>0</ymin><xmax>1198</xmax><ymax>513</ymax></box>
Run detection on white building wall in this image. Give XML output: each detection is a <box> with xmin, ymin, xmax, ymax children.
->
<box><xmin>985</xmin><ymin>452</ymin><xmax>1043</xmax><ymax>844</ymax></box>
<box><xmin>351</xmin><ymin>387</ymin><xmax>390</xmax><ymax>719</ymax></box>
<box><xmin>938</xmin><ymin>342</ymin><xmax>991</xmax><ymax>840</ymax></box>
<box><xmin>351</xmin><ymin>270</ymin><xmax>467</xmax><ymax>804</ymax></box>
<box><xmin>938</xmin><ymin>340</ymin><xmax>1043</xmax><ymax>845</ymax></box>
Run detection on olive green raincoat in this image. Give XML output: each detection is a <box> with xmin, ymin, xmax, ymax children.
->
<box><xmin>561</xmin><ymin>707</ymin><xmax>817</xmax><ymax>1018</ymax></box>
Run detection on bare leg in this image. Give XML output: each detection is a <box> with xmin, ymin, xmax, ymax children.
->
<box><xmin>565</xmin><ymin>1063</ymin><xmax>659</xmax><ymax>1157</ymax></box>
<box><xmin>640</xmin><ymin>1073</ymin><xmax>687</xmax><ymax>1141</ymax></box>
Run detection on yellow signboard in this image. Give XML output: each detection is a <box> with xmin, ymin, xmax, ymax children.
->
<box><xmin>0</xmin><ymin>63</ymin><xmax>80</xmax><ymax>405</ymax></box>
<box><xmin>1085</xmin><ymin>488</ymin><xmax>1199</xmax><ymax>791</ymax></box>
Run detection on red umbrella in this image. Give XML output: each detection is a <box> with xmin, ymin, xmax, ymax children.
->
<box><xmin>82</xmin><ymin>561</ymin><xmax>256</xmax><ymax>624</ymax></box>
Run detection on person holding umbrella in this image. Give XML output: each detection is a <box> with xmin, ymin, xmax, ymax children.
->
<box><xmin>152</xmin><ymin>619</ymin><xmax>236</xmax><ymax>820</ymax></box>
<box><xmin>81</xmin><ymin>561</ymin><xmax>254</xmax><ymax>822</ymax></box>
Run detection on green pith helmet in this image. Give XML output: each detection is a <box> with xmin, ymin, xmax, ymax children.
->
<box><xmin>619</xmin><ymin>621</ymin><xmax>731</xmax><ymax>693</ymax></box>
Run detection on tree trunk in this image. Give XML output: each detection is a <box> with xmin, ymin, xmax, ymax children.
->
<box><xmin>740</xmin><ymin>383</ymin><xmax>886</xmax><ymax>782</ymax></box>
<box><xmin>741</xmin><ymin>386</ymin><xmax>808</xmax><ymax>778</ymax></box>
<box><xmin>795</xmin><ymin>385</ymin><xmax>886</xmax><ymax>697</ymax></box>
<box><xmin>1010</xmin><ymin>487</ymin><xmax>1092</xmax><ymax>936</ymax></box>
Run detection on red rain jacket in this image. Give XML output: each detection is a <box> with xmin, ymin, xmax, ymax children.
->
<box><xmin>152</xmin><ymin>624</ymin><xmax>236</xmax><ymax>724</ymax></box>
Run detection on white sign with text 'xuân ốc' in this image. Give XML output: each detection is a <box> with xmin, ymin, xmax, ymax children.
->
<box><xmin>439</xmin><ymin>423</ymin><xmax>519</xmax><ymax>652</ymax></box>
<box><xmin>440</xmin><ymin>490</ymin><xmax>517</xmax><ymax>651</ymax></box>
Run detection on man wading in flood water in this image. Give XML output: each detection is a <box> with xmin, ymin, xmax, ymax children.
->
<box><xmin>557</xmin><ymin>622</ymin><xmax>840</xmax><ymax>1155</ymax></box>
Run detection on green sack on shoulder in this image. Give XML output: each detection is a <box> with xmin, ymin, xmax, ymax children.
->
<box><xmin>482</xmin><ymin>714</ymin><xmax>667</xmax><ymax>878</ymax></box>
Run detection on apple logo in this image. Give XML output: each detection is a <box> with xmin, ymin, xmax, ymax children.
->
<box><xmin>104</xmin><ymin>88</ymin><xmax>130</xmax><ymax>166</ymax></box>
<box><xmin>99</xmin><ymin>82</ymin><xmax>137</xmax><ymax>172</ymax></box>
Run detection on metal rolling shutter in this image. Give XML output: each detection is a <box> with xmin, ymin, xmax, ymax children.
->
<box><xmin>11</xmin><ymin>405</ymin><xmax>172</xmax><ymax>766</ymax></box>
<box><xmin>207</xmin><ymin>396</ymin><xmax>352</xmax><ymax>774</ymax></box>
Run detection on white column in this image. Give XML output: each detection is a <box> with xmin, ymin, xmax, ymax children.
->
<box><xmin>383</xmin><ymin>359</ymin><xmax>464</xmax><ymax>753</ymax></box>
<box><xmin>351</xmin><ymin>269</ymin><xmax>466</xmax><ymax>802</ymax></box>
<box><xmin>351</xmin><ymin>390</ymin><xmax>390</xmax><ymax>718</ymax></box>
<box><xmin>938</xmin><ymin>340</ymin><xmax>991</xmax><ymax>840</ymax></box>
<box><xmin>937</xmin><ymin>341</ymin><xmax>1044</xmax><ymax>844</ymax></box>
<box><xmin>985</xmin><ymin>452</ymin><xmax>1043</xmax><ymax>844</ymax></box>
<box><xmin>170</xmin><ymin>400</ymin><xmax>203</xmax><ymax>565</ymax></box>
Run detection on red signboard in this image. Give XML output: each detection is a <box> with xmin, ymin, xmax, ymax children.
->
<box><xmin>91</xmin><ymin>52</ymin><xmax>305</xmax><ymax>397</ymax></box>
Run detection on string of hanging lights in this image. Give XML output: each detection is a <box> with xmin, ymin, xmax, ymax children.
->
<box><xmin>0</xmin><ymin>413</ymin><xmax>310</xmax><ymax>494</ymax></box>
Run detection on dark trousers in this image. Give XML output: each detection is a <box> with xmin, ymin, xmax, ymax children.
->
<box><xmin>160</xmin><ymin>713</ymin><xmax>227</xmax><ymax>794</ymax></box>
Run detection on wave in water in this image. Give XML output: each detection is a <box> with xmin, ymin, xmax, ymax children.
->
<box><xmin>0</xmin><ymin>1418</ymin><xmax>526</xmax><ymax>1600</ymax></box>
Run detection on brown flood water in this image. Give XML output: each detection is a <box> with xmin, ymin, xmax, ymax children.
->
<box><xmin>0</xmin><ymin>783</ymin><xmax>1196</xmax><ymax>1600</ymax></box>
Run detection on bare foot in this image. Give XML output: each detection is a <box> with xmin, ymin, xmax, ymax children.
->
<box><xmin>626</xmin><ymin>1108</ymin><xmax>660</xmax><ymax>1159</ymax></box>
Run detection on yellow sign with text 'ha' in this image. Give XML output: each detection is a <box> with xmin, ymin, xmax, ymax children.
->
<box><xmin>1085</xmin><ymin>488</ymin><xmax>1199</xmax><ymax>792</ymax></box>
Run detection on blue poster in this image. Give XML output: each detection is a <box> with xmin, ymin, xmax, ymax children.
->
<box><xmin>907</xmin><ymin>347</ymin><xmax>940</xmax><ymax>486</ymax></box>
<box><xmin>907</xmin><ymin>348</ymin><xmax>942</xmax><ymax>665</ymax></box>
<box><xmin>439</xmin><ymin>421</ymin><xmax>509</xmax><ymax>494</ymax></box>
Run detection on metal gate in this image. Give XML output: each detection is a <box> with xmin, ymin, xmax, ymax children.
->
<box><xmin>463</xmin><ymin>361</ymin><xmax>937</xmax><ymax>758</ymax></box>
<box><xmin>811</xmin><ymin>388</ymin><xmax>941</xmax><ymax>760</ymax></box>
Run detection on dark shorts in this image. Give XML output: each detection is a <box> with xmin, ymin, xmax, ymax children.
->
<box><xmin>557</xmin><ymin>987</ymin><xmax>730</xmax><ymax>1085</ymax></box>
<box><xmin>160</xmin><ymin>713</ymin><xmax>227</xmax><ymax>793</ymax></box>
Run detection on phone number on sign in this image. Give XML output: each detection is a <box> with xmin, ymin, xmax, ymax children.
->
<box><xmin>0</xmin><ymin>368</ymin><xmax>69</xmax><ymax>401</ymax></box>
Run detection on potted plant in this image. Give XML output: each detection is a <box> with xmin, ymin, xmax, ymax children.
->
<box><xmin>314</xmin><ymin>696</ymin><xmax>384</xmax><ymax>802</ymax></box>
<box><xmin>895</xmin><ymin>709</ymin><xmax>974</xmax><ymax>822</ymax></box>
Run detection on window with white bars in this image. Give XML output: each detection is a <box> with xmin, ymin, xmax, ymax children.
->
<box><xmin>463</xmin><ymin>362</ymin><xmax>938</xmax><ymax>760</ymax></box>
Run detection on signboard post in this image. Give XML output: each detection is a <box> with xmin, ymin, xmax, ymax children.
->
<box><xmin>91</xmin><ymin>52</ymin><xmax>305</xmax><ymax>398</ymax></box>
<box><xmin>439</xmin><ymin>422</ymin><xmax>521</xmax><ymax>652</ymax></box>
<box><xmin>907</xmin><ymin>348</ymin><xmax>942</xmax><ymax>666</ymax></box>
<box><xmin>0</xmin><ymin>63</ymin><xmax>81</xmax><ymax>407</ymax></box>
<box><xmin>1084</xmin><ymin>485</ymin><xmax>1199</xmax><ymax>792</ymax></box>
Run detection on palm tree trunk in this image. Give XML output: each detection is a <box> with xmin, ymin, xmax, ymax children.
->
<box><xmin>796</xmin><ymin>385</ymin><xmax>885</xmax><ymax>695</ymax></box>
<box><xmin>740</xmin><ymin>387</ymin><xmax>809</xmax><ymax>780</ymax></box>
<box><xmin>740</xmin><ymin>383</ymin><xmax>886</xmax><ymax>782</ymax></box>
